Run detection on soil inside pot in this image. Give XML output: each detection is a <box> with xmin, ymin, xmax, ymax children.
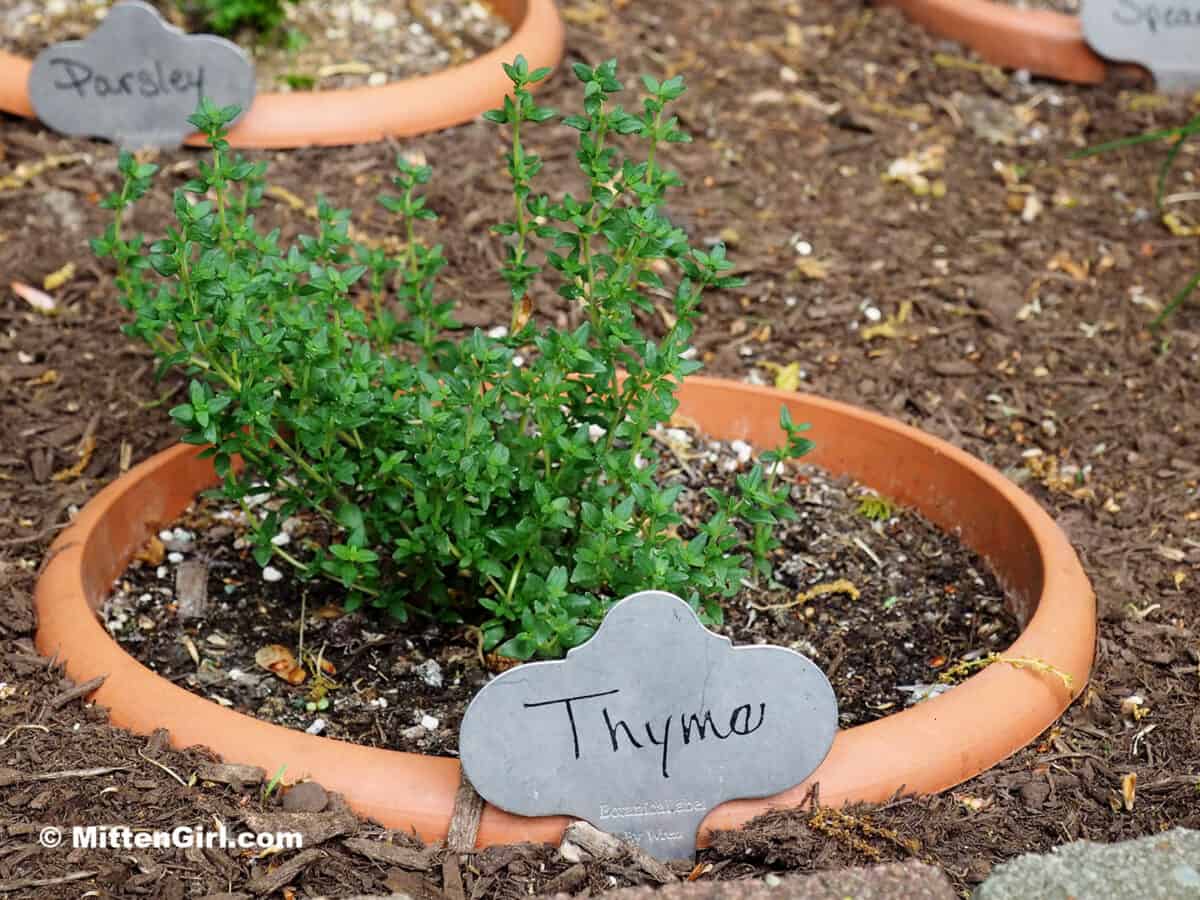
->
<box><xmin>0</xmin><ymin>0</ymin><xmax>511</xmax><ymax>94</ymax></box>
<box><xmin>102</xmin><ymin>426</ymin><xmax>1019</xmax><ymax>756</ymax></box>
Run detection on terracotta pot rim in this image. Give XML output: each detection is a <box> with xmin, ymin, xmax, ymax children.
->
<box><xmin>34</xmin><ymin>375</ymin><xmax>1096</xmax><ymax>849</ymax></box>
<box><xmin>876</xmin><ymin>0</ymin><xmax>1131</xmax><ymax>85</ymax></box>
<box><xmin>0</xmin><ymin>0</ymin><xmax>564</xmax><ymax>148</ymax></box>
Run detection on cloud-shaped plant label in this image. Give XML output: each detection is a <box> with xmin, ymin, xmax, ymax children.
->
<box><xmin>28</xmin><ymin>0</ymin><xmax>255</xmax><ymax>149</ymax></box>
<box><xmin>459</xmin><ymin>591</ymin><xmax>838</xmax><ymax>861</ymax></box>
<box><xmin>1081</xmin><ymin>1</ymin><xmax>1200</xmax><ymax>92</ymax></box>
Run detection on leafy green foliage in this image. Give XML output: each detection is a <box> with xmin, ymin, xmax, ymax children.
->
<box><xmin>186</xmin><ymin>0</ymin><xmax>298</xmax><ymax>38</ymax></box>
<box><xmin>95</xmin><ymin>62</ymin><xmax>816</xmax><ymax>659</ymax></box>
<box><xmin>856</xmin><ymin>495</ymin><xmax>895</xmax><ymax>522</ymax></box>
<box><xmin>1075</xmin><ymin>113</ymin><xmax>1200</xmax><ymax>327</ymax></box>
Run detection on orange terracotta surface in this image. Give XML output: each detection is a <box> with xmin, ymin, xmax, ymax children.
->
<box><xmin>35</xmin><ymin>377</ymin><xmax>1096</xmax><ymax>849</ymax></box>
<box><xmin>0</xmin><ymin>0</ymin><xmax>563</xmax><ymax>148</ymax></box>
<box><xmin>876</xmin><ymin>0</ymin><xmax>1108</xmax><ymax>84</ymax></box>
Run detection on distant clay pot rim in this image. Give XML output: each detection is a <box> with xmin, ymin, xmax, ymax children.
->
<box><xmin>35</xmin><ymin>376</ymin><xmax>1096</xmax><ymax>850</ymax></box>
<box><xmin>878</xmin><ymin>0</ymin><xmax>1141</xmax><ymax>84</ymax></box>
<box><xmin>0</xmin><ymin>0</ymin><xmax>563</xmax><ymax>148</ymax></box>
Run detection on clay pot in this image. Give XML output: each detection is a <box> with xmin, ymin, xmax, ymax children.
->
<box><xmin>35</xmin><ymin>376</ymin><xmax>1095</xmax><ymax>848</ymax></box>
<box><xmin>876</xmin><ymin>0</ymin><xmax>1118</xmax><ymax>84</ymax></box>
<box><xmin>0</xmin><ymin>0</ymin><xmax>563</xmax><ymax>148</ymax></box>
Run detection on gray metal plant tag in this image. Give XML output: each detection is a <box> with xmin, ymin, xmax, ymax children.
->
<box><xmin>459</xmin><ymin>591</ymin><xmax>838</xmax><ymax>861</ymax></box>
<box><xmin>28</xmin><ymin>0</ymin><xmax>255</xmax><ymax>149</ymax></box>
<box><xmin>1081</xmin><ymin>1</ymin><xmax>1200</xmax><ymax>92</ymax></box>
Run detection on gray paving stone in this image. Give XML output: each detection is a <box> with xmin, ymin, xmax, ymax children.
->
<box><xmin>544</xmin><ymin>861</ymin><xmax>955</xmax><ymax>900</ymax></box>
<box><xmin>975</xmin><ymin>827</ymin><xmax>1200</xmax><ymax>900</ymax></box>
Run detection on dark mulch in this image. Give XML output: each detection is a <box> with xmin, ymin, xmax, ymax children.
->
<box><xmin>2</xmin><ymin>0</ymin><xmax>1199</xmax><ymax>897</ymax></box>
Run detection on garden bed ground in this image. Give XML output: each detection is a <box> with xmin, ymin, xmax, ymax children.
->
<box><xmin>0</xmin><ymin>0</ymin><xmax>510</xmax><ymax>93</ymax></box>
<box><xmin>103</xmin><ymin>444</ymin><xmax>1015</xmax><ymax>753</ymax></box>
<box><xmin>1</xmin><ymin>0</ymin><xmax>1198</xmax><ymax>897</ymax></box>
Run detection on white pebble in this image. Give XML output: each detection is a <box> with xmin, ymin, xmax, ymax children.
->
<box><xmin>372</xmin><ymin>10</ymin><xmax>397</xmax><ymax>29</ymax></box>
<box><xmin>587</xmin><ymin>424</ymin><xmax>607</xmax><ymax>442</ymax></box>
<box><xmin>167</xmin><ymin>552</ymin><xmax>184</xmax><ymax>564</ymax></box>
<box><xmin>262</xmin><ymin>566</ymin><xmax>283</xmax><ymax>583</ymax></box>
<box><xmin>665</xmin><ymin>427</ymin><xmax>692</xmax><ymax>446</ymax></box>
<box><xmin>415</xmin><ymin>658</ymin><xmax>444</xmax><ymax>688</ymax></box>
<box><xmin>270</xmin><ymin>532</ymin><xmax>291</xmax><ymax>546</ymax></box>
<box><xmin>864</xmin><ymin>306</ymin><xmax>882</xmax><ymax>322</ymax></box>
<box><xmin>367</xmin><ymin>72</ymin><xmax>387</xmax><ymax>87</ymax></box>
<box><xmin>420</xmin><ymin>714</ymin><xmax>440</xmax><ymax>730</ymax></box>
<box><xmin>156</xmin><ymin>566</ymin><xmax>168</xmax><ymax>579</ymax></box>
<box><xmin>158</xmin><ymin>529</ymin><xmax>174</xmax><ymax>542</ymax></box>
<box><xmin>794</xmin><ymin>240</ymin><xmax>813</xmax><ymax>256</ymax></box>
<box><xmin>305</xmin><ymin>718</ymin><xmax>327</xmax><ymax>735</ymax></box>
<box><xmin>730</xmin><ymin>439</ymin><xmax>753</xmax><ymax>464</ymax></box>
<box><xmin>487</xmin><ymin>325</ymin><xmax>508</xmax><ymax>339</ymax></box>
<box><xmin>512</xmin><ymin>354</ymin><xmax>526</xmax><ymax>368</ymax></box>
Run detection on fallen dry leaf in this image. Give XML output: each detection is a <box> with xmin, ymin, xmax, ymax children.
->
<box><xmin>792</xmin><ymin>258</ymin><xmax>830</xmax><ymax>280</ymax></box>
<box><xmin>760</xmin><ymin>360</ymin><xmax>804</xmax><ymax>391</ymax></box>
<box><xmin>180</xmin><ymin>634</ymin><xmax>200</xmax><ymax>667</ymax></box>
<box><xmin>51</xmin><ymin>433</ymin><xmax>95</xmax><ymax>482</ymax></box>
<box><xmin>511</xmin><ymin>295</ymin><xmax>534</xmax><ymax>333</ymax></box>
<box><xmin>12</xmin><ymin>281</ymin><xmax>56</xmax><ymax>314</ymax></box>
<box><xmin>1048</xmin><ymin>251</ymin><xmax>1089</xmax><ymax>282</ymax></box>
<box><xmin>882</xmin><ymin>146</ymin><xmax>946</xmax><ymax>198</ymax></box>
<box><xmin>750</xmin><ymin>578</ymin><xmax>860</xmax><ymax>612</ymax></box>
<box><xmin>1162</xmin><ymin>212</ymin><xmax>1200</xmax><ymax>237</ymax></box>
<box><xmin>0</xmin><ymin>152</ymin><xmax>88</xmax><ymax>192</ymax></box>
<box><xmin>861</xmin><ymin>300</ymin><xmax>913</xmax><ymax>342</ymax></box>
<box><xmin>25</xmin><ymin>369</ymin><xmax>59</xmax><ymax>386</ymax></box>
<box><xmin>256</xmin><ymin>644</ymin><xmax>307</xmax><ymax>685</ymax></box>
<box><xmin>135</xmin><ymin>535</ymin><xmax>166</xmax><ymax>566</ymax></box>
<box><xmin>484</xmin><ymin>653</ymin><xmax>522</xmax><ymax>674</ymax></box>
<box><xmin>1121</xmin><ymin>772</ymin><xmax>1137</xmax><ymax>812</ymax></box>
<box><xmin>43</xmin><ymin>262</ymin><xmax>76</xmax><ymax>291</ymax></box>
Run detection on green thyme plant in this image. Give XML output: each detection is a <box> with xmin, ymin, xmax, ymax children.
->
<box><xmin>94</xmin><ymin>58</ymin><xmax>815</xmax><ymax>659</ymax></box>
<box><xmin>186</xmin><ymin>0</ymin><xmax>299</xmax><ymax>39</ymax></box>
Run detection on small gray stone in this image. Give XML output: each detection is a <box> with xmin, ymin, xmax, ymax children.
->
<box><xmin>28</xmin><ymin>0</ymin><xmax>255</xmax><ymax>149</ymax></box>
<box><xmin>281</xmin><ymin>780</ymin><xmax>329</xmax><ymax>813</ymax></box>
<box><xmin>195</xmin><ymin>762</ymin><xmax>265</xmax><ymax>788</ymax></box>
<box><xmin>558</xmin><ymin>839</ymin><xmax>585</xmax><ymax>863</ymax></box>
<box><xmin>175</xmin><ymin>559</ymin><xmax>208</xmax><ymax>620</ymax></box>
<box><xmin>460</xmin><ymin>591</ymin><xmax>837</xmax><ymax>861</ymax></box>
<box><xmin>41</xmin><ymin>189</ymin><xmax>85</xmax><ymax>231</ymax></box>
<box><xmin>975</xmin><ymin>827</ymin><xmax>1200</xmax><ymax>900</ymax></box>
<box><xmin>414</xmin><ymin>659</ymin><xmax>443</xmax><ymax>689</ymax></box>
<box><xmin>1082</xmin><ymin>2</ymin><xmax>1200</xmax><ymax>93</ymax></box>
